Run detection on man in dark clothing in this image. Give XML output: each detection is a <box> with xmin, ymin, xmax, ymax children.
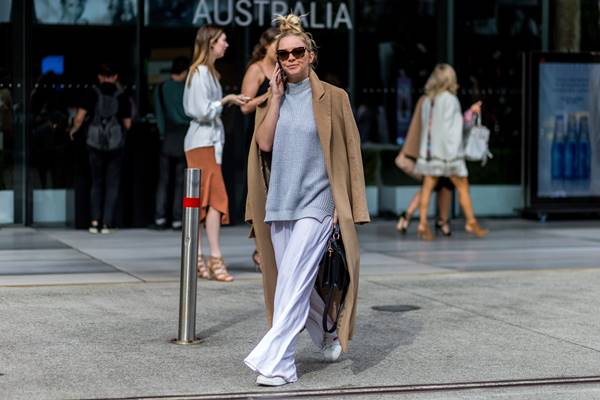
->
<box><xmin>152</xmin><ymin>56</ymin><xmax>190</xmax><ymax>230</ymax></box>
<box><xmin>69</xmin><ymin>63</ymin><xmax>132</xmax><ymax>234</ymax></box>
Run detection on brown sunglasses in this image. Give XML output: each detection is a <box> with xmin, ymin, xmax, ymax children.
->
<box><xmin>276</xmin><ymin>47</ymin><xmax>306</xmax><ymax>61</ymax></box>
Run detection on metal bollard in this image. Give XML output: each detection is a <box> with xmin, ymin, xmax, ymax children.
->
<box><xmin>174</xmin><ymin>168</ymin><xmax>202</xmax><ymax>345</ymax></box>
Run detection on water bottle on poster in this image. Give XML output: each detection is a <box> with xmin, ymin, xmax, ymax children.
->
<box><xmin>564</xmin><ymin>113</ymin><xmax>577</xmax><ymax>181</ymax></box>
<box><xmin>551</xmin><ymin>114</ymin><xmax>565</xmax><ymax>185</ymax></box>
<box><xmin>576</xmin><ymin>113</ymin><xmax>591</xmax><ymax>187</ymax></box>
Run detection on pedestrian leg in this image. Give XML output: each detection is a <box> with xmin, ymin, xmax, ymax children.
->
<box><xmin>103</xmin><ymin>148</ymin><xmax>124</xmax><ymax>228</ymax></box>
<box><xmin>244</xmin><ymin>216</ymin><xmax>332</xmax><ymax>382</ymax></box>
<box><xmin>171</xmin><ymin>156</ymin><xmax>185</xmax><ymax>227</ymax></box>
<box><xmin>154</xmin><ymin>150</ymin><xmax>170</xmax><ymax>226</ymax></box>
<box><xmin>88</xmin><ymin>148</ymin><xmax>106</xmax><ymax>225</ymax></box>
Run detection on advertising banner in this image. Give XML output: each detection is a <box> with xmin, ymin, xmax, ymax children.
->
<box><xmin>34</xmin><ymin>0</ymin><xmax>137</xmax><ymax>25</ymax></box>
<box><xmin>538</xmin><ymin>62</ymin><xmax>600</xmax><ymax>198</ymax></box>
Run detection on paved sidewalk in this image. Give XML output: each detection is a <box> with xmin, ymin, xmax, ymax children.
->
<box><xmin>1</xmin><ymin>219</ymin><xmax>600</xmax><ymax>399</ymax></box>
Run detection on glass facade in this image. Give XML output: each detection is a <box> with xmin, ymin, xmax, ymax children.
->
<box><xmin>2</xmin><ymin>0</ymin><xmax>599</xmax><ymax>226</ymax></box>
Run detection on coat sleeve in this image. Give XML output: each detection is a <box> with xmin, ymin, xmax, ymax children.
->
<box><xmin>184</xmin><ymin>67</ymin><xmax>223</xmax><ymax>122</ymax></box>
<box><xmin>341</xmin><ymin>92</ymin><xmax>370</xmax><ymax>224</ymax></box>
<box><xmin>443</xmin><ymin>95</ymin><xmax>464</xmax><ymax>158</ymax></box>
<box><xmin>244</xmin><ymin>95</ymin><xmax>269</xmax><ymax>226</ymax></box>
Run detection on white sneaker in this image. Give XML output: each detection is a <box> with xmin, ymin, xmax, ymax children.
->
<box><xmin>322</xmin><ymin>334</ymin><xmax>342</xmax><ymax>362</ymax></box>
<box><xmin>256</xmin><ymin>375</ymin><xmax>288</xmax><ymax>386</ymax></box>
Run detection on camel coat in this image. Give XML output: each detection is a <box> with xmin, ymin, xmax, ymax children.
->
<box><xmin>245</xmin><ymin>70</ymin><xmax>370</xmax><ymax>352</ymax></box>
<box><xmin>401</xmin><ymin>95</ymin><xmax>426</xmax><ymax>159</ymax></box>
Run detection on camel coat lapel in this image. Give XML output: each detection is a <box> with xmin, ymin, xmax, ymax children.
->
<box><xmin>245</xmin><ymin>70</ymin><xmax>369</xmax><ymax>352</ymax></box>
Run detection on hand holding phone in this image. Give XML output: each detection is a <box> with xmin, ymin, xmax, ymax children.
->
<box><xmin>271</xmin><ymin>62</ymin><xmax>286</xmax><ymax>97</ymax></box>
<box><xmin>277</xmin><ymin>60</ymin><xmax>287</xmax><ymax>90</ymax></box>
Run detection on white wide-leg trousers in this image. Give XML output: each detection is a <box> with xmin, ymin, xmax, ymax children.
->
<box><xmin>244</xmin><ymin>216</ymin><xmax>336</xmax><ymax>382</ymax></box>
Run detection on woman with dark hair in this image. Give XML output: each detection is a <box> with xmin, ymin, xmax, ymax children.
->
<box><xmin>241</xmin><ymin>27</ymin><xmax>279</xmax><ymax>116</ymax></box>
<box><xmin>183</xmin><ymin>25</ymin><xmax>248</xmax><ymax>281</ymax></box>
<box><xmin>241</xmin><ymin>27</ymin><xmax>279</xmax><ymax>269</ymax></box>
<box><xmin>245</xmin><ymin>14</ymin><xmax>369</xmax><ymax>386</ymax></box>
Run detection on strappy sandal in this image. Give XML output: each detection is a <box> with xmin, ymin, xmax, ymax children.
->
<box><xmin>465</xmin><ymin>220</ymin><xmax>489</xmax><ymax>238</ymax></box>
<box><xmin>417</xmin><ymin>224</ymin><xmax>435</xmax><ymax>241</ymax></box>
<box><xmin>252</xmin><ymin>249</ymin><xmax>262</xmax><ymax>272</ymax></box>
<box><xmin>396</xmin><ymin>211</ymin><xmax>410</xmax><ymax>234</ymax></box>
<box><xmin>197</xmin><ymin>256</ymin><xmax>209</xmax><ymax>279</ymax></box>
<box><xmin>207</xmin><ymin>256</ymin><xmax>234</xmax><ymax>282</ymax></box>
<box><xmin>435</xmin><ymin>219</ymin><xmax>452</xmax><ymax>236</ymax></box>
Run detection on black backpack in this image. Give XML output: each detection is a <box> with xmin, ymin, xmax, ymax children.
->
<box><xmin>86</xmin><ymin>86</ymin><xmax>124</xmax><ymax>151</ymax></box>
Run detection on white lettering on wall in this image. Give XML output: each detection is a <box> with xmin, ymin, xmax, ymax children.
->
<box><xmin>334</xmin><ymin>3</ymin><xmax>352</xmax><ymax>30</ymax></box>
<box><xmin>214</xmin><ymin>0</ymin><xmax>234</xmax><ymax>25</ymax></box>
<box><xmin>309</xmin><ymin>3</ymin><xmax>324</xmax><ymax>29</ymax></box>
<box><xmin>271</xmin><ymin>0</ymin><xmax>288</xmax><ymax>19</ymax></box>
<box><xmin>191</xmin><ymin>0</ymin><xmax>352</xmax><ymax>30</ymax></box>
<box><xmin>292</xmin><ymin>2</ymin><xmax>307</xmax><ymax>26</ymax></box>
<box><xmin>193</xmin><ymin>0</ymin><xmax>212</xmax><ymax>25</ymax></box>
<box><xmin>326</xmin><ymin>2</ymin><xmax>333</xmax><ymax>28</ymax></box>
<box><xmin>235</xmin><ymin>0</ymin><xmax>252</xmax><ymax>26</ymax></box>
<box><xmin>254</xmin><ymin>0</ymin><xmax>269</xmax><ymax>26</ymax></box>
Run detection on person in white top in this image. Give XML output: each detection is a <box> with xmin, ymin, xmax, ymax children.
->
<box><xmin>414</xmin><ymin>64</ymin><xmax>489</xmax><ymax>240</ymax></box>
<box><xmin>183</xmin><ymin>25</ymin><xmax>248</xmax><ymax>281</ymax></box>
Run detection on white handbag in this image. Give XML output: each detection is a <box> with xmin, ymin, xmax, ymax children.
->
<box><xmin>464</xmin><ymin>114</ymin><xmax>493</xmax><ymax>165</ymax></box>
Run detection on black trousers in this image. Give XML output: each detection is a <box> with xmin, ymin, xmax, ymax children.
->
<box><xmin>154</xmin><ymin>149</ymin><xmax>185</xmax><ymax>224</ymax></box>
<box><xmin>88</xmin><ymin>146</ymin><xmax>124</xmax><ymax>226</ymax></box>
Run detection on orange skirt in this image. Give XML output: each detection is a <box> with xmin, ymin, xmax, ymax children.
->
<box><xmin>185</xmin><ymin>146</ymin><xmax>229</xmax><ymax>225</ymax></box>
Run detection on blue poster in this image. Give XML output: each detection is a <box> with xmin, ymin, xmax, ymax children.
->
<box><xmin>538</xmin><ymin>62</ymin><xmax>600</xmax><ymax>197</ymax></box>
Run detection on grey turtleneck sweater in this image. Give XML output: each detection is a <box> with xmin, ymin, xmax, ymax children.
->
<box><xmin>264</xmin><ymin>78</ymin><xmax>334</xmax><ymax>223</ymax></box>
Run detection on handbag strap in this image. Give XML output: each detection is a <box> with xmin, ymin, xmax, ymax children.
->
<box><xmin>426</xmin><ymin>98</ymin><xmax>434</xmax><ymax>161</ymax></box>
<box><xmin>473</xmin><ymin>111</ymin><xmax>481</xmax><ymax>127</ymax></box>
<box><xmin>322</xmin><ymin>224</ymin><xmax>349</xmax><ymax>333</ymax></box>
<box><xmin>323</xmin><ymin>280</ymin><xmax>349</xmax><ymax>333</ymax></box>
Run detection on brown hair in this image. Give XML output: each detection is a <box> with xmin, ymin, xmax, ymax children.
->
<box><xmin>424</xmin><ymin>63</ymin><xmax>459</xmax><ymax>98</ymax></box>
<box><xmin>247</xmin><ymin>27</ymin><xmax>279</xmax><ymax>69</ymax></box>
<box><xmin>274</xmin><ymin>14</ymin><xmax>318</xmax><ymax>67</ymax></box>
<box><xmin>187</xmin><ymin>25</ymin><xmax>224</xmax><ymax>85</ymax></box>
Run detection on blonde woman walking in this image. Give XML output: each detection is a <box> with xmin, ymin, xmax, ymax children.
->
<box><xmin>414</xmin><ymin>63</ymin><xmax>488</xmax><ymax>240</ymax></box>
<box><xmin>184</xmin><ymin>25</ymin><xmax>248</xmax><ymax>281</ymax></box>
<box><xmin>245</xmin><ymin>14</ymin><xmax>369</xmax><ymax>386</ymax></box>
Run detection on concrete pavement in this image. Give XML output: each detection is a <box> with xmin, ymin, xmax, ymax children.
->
<box><xmin>1</xmin><ymin>219</ymin><xmax>600</xmax><ymax>399</ymax></box>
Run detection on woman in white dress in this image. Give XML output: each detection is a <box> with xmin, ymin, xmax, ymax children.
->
<box><xmin>414</xmin><ymin>64</ymin><xmax>489</xmax><ymax>240</ymax></box>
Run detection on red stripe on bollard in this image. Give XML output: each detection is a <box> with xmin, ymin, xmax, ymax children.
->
<box><xmin>183</xmin><ymin>197</ymin><xmax>201</xmax><ymax>208</ymax></box>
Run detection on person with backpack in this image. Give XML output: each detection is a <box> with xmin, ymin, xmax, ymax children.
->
<box><xmin>151</xmin><ymin>56</ymin><xmax>191</xmax><ymax>230</ymax></box>
<box><xmin>69</xmin><ymin>63</ymin><xmax>132</xmax><ymax>234</ymax></box>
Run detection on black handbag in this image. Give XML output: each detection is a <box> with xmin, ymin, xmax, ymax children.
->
<box><xmin>317</xmin><ymin>224</ymin><xmax>350</xmax><ymax>333</ymax></box>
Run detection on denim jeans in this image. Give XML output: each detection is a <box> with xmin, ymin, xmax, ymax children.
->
<box><xmin>87</xmin><ymin>146</ymin><xmax>124</xmax><ymax>226</ymax></box>
<box><xmin>154</xmin><ymin>148</ymin><xmax>185</xmax><ymax>224</ymax></box>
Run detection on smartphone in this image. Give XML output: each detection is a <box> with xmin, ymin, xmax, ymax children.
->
<box><xmin>277</xmin><ymin>60</ymin><xmax>287</xmax><ymax>90</ymax></box>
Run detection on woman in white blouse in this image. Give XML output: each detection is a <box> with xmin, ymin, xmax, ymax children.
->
<box><xmin>184</xmin><ymin>25</ymin><xmax>248</xmax><ymax>281</ymax></box>
<box><xmin>414</xmin><ymin>64</ymin><xmax>489</xmax><ymax>240</ymax></box>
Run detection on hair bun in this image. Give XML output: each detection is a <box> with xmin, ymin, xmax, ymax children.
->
<box><xmin>275</xmin><ymin>14</ymin><xmax>303</xmax><ymax>34</ymax></box>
